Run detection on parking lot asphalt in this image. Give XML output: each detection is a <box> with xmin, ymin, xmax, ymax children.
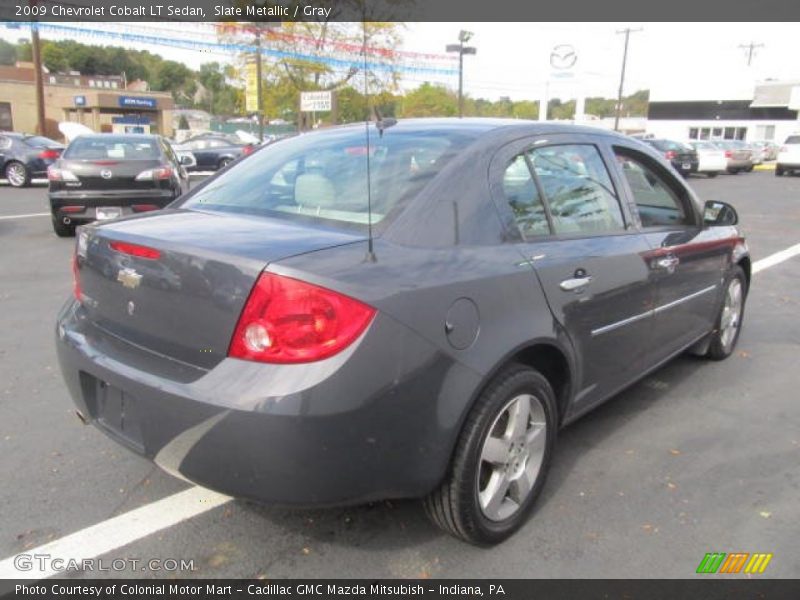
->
<box><xmin>0</xmin><ymin>171</ymin><xmax>798</xmax><ymax>579</ymax></box>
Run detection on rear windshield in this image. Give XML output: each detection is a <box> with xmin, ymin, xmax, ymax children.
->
<box><xmin>785</xmin><ymin>135</ymin><xmax>800</xmax><ymax>144</ymax></box>
<box><xmin>64</xmin><ymin>137</ymin><xmax>161</xmax><ymax>160</ymax></box>
<box><xmin>23</xmin><ymin>135</ymin><xmax>60</xmax><ymax>148</ymax></box>
<box><xmin>181</xmin><ymin>127</ymin><xmax>471</xmax><ymax>229</ymax></box>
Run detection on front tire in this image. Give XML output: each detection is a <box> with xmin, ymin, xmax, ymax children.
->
<box><xmin>706</xmin><ymin>171</ymin><xmax>719</xmax><ymax>178</ymax></box>
<box><xmin>775</xmin><ymin>166</ymin><xmax>784</xmax><ymax>176</ymax></box>
<box><xmin>424</xmin><ymin>365</ymin><xmax>557</xmax><ymax>545</ymax></box>
<box><xmin>705</xmin><ymin>266</ymin><xmax>747</xmax><ymax>360</ymax></box>
<box><xmin>5</xmin><ymin>161</ymin><xmax>31</xmax><ymax>188</ymax></box>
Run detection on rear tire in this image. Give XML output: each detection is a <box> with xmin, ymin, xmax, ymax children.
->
<box><xmin>706</xmin><ymin>172</ymin><xmax>719</xmax><ymax>178</ymax></box>
<box><xmin>218</xmin><ymin>157</ymin><xmax>233</xmax><ymax>170</ymax></box>
<box><xmin>5</xmin><ymin>161</ymin><xmax>31</xmax><ymax>188</ymax></box>
<box><xmin>745</xmin><ymin>165</ymin><xmax>754</xmax><ymax>172</ymax></box>
<box><xmin>728</xmin><ymin>168</ymin><xmax>740</xmax><ymax>175</ymax></box>
<box><xmin>775</xmin><ymin>166</ymin><xmax>784</xmax><ymax>176</ymax></box>
<box><xmin>705</xmin><ymin>266</ymin><xmax>747</xmax><ymax>360</ymax></box>
<box><xmin>51</xmin><ymin>216</ymin><xmax>75</xmax><ymax>238</ymax></box>
<box><xmin>423</xmin><ymin>364</ymin><xmax>557</xmax><ymax>545</ymax></box>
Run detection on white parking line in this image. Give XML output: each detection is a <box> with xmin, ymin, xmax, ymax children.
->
<box><xmin>0</xmin><ymin>487</ymin><xmax>230</xmax><ymax>580</ymax></box>
<box><xmin>752</xmin><ymin>242</ymin><xmax>800</xmax><ymax>274</ymax></box>
<box><xmin>0</xmin><ymin>212</ymin><xmax>49</xmax><ymax>221</ymax></box>
<box><xmin>0</xmin><ymin>240</ymin><xmax>799</xmax><ymax>581</ymax></box>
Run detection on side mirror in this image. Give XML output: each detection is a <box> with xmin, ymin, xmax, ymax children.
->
<box><xmin>179</xmin><ymin>154</ymin><xmax>193</xmax><ymax>166</ymax></box>
<box><xmin>703</xmin><ymin>200</ymin><xmax>738</xmax><ymax>226</ymax></box>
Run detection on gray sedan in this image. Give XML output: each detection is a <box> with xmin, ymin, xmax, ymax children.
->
<box><xmin>56</xmin><ymin>120</ymin><xmax>750</xmax><ymax>545</ymax></box>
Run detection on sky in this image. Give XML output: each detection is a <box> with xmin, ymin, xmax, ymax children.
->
<box><xmin>2</xmin><ymin>21</ymin><xmax>799</xmax><ymax>102</ymax></box>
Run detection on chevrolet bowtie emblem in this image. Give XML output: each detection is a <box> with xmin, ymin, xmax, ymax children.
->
<box><xmin>117</xmin><ymin>268</ymin><xmax>142</xmax><ymax>289</ymax></box>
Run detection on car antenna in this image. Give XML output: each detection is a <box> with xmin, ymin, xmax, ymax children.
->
<box><xmin>361</xmin><ymin>18</ymin><xmax>377</xmax><ymax>263</ymax></box>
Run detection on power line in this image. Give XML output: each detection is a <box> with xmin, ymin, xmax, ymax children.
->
<box><xmin>738</xmin><ymin>41</ymin><xmax>764</xmax><ymax>66</ymax></box>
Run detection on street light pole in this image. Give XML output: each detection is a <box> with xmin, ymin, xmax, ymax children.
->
<box><xmin>614</xmin><ymin>27</ymin><xmax>642</xmax><ymax>132</ymax></box>
<box><xmin>30</xmin><ymin>7</ymin><xmax>46</xmax><ymax>136</ymax></box>
<box><xmin>446</xmin><ymin>31</ymin><xmax>476</xmax><ymax>118</ymax></box>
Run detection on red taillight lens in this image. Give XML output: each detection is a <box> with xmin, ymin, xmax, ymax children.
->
<box><xmin>228</xmin><ymin>272</ymin><xmax>376</xmax><ymax>364</ymax></box>
<box><xmin>72</xmin><ymin>253</ymin><xmax>81</xmax><ymax>302</ymax></box>
<box><xmin>242</xmin><ymin>145</ymin><xmax>254</xmax><ymax>155</ymax></box>
<box><xmin>39</xmin><ymin>148</ymin><xmax>61</xmax><ymax>159</ymax></box>
<box><xmin>664</xmin><ymin>150</ymin><xmax>677</xmax><ymax>160</ymax></box>
<box><xmin>132</xmin><ymin>204</ymin><xmax>160</xmax><ymax>212</ymax></box>
<box><xmin>60</xmin><ymin>205</ymin><xmax>85</xmax><ymax>213</ymax></box>
<box><xmin>109</xmin><ymin>241</ymin><xmax>161</xmax><ymax>260</ymax></box>
<box><xmin>724</xmin><ymin>150</ymin><xmax>733</xmax><ymax>157</ymax></box>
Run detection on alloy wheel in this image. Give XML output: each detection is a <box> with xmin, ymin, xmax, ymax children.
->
<box><xmin>6</xmin><ymin>163</ymin><xmax>26</xmax><ymax>187</ymax></box>
<box><xmin>719</xmin><ymin>278</ymin><xmax>743</xmax><ymax>351</ymax></box>
<box><xmin>478</xmin><ymin>393</ymin><xmax>547</xmax><ymax>522</ymax></box>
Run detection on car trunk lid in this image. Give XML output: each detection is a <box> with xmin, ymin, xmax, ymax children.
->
<box><xmin>76</xmin><ymin>209</ymin><xmax>365</xmax><ymax>369</ymax></box>
<box><xmin>56</xmin><ymin>159</ymin><xmax>165</xmax><ymax>192</ymax></box>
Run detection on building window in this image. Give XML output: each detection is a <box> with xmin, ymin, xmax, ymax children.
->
<box><xmin>688</xmin><ymin>128</ymin><xmax>699</xmax><ymax>140</ymax></box>
<box><xmin>735</xmin><ymin>127</ymin><xmax>747</xmax><ymax>140</ymax></box>
<box><xmin>712</xmin><ymin>128</ymin><xmax>723</xmax><ymax>139</ymax></box>
<box><xmin>699</xmin><ymin>128</ymin><xmax>710</xmax><ymax>140</ymax></box>
<box><xmin>756</xmin><ymin>125</ymin><xmax>775</xmax><ymax>141</ymax></box>
<box><xmin>0</xmin><ymin>102</ymin><xmax>13</xmax><ymax>131</ymax></box>
<box><xmin>111</xmin><ymin>82</ymin><xmax>118</xmax><ymax>89</ymax></box>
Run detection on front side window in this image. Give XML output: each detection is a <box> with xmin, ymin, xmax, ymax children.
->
<box><xmin>615</xmin><ymin>150</ymin><xmax>693</xmax><ymax>228</ymax></box>
<box><xmin>527</xmin><ymin>144</ymin><xmax>625</xmax><ymax>235</ymax></box>
<box><xmin>501</xmin><ymin>154</ymin><xmax>550</xmax><ymax>239</ymax></box>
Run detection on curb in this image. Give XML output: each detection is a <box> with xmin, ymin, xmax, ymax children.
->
<box><xmin>754</xmin><ymin>163</ymin><xmax>776</xmax><ymax>171</ymax></box>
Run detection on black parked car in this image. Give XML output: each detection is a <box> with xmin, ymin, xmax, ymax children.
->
<box><xmin>641</xmin><ymin>138</ymin><xmax>699</xmax><ymax>177</ymax></box>
<box><xmin>48</xmin><ymin>134</ymin><xmax>191</xmax><ymax>237</ymax></box>
<box><xmin>172</xmin><ymin>134</ymin><xmax>255</xmax><ymax>171</ymax></box>
<box><xmin>0</xmin><ymin>132</ymin><xmax>63</xmax><ymax>187</ymax></box>
<box><xmin>57</xmin><ymin>120</ymin><xmax>749</xmax><ymax>545</ymax></box>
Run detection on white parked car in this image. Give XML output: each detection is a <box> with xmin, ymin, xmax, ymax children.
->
<box><xmin>687</xmin><ymin>141</ymin><xmax>727</xmax><ymax>178</ymax></box>
<box><xmin>776</xmin><ymin>134</ymin><xmax>800</xmax><ymax>176</ymax></box>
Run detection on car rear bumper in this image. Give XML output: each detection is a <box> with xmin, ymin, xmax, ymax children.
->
<box><xmin>670</xmin><ymin>159</ymin><xmax>698</xmax><ymax>173</ymax></box>
<box><xmin>55</xmin><ymin>298</ymin><xmax>479</xmax><ymax>506</ymax></box>
<box><xmin>49</xmin><ymin>190</ymin><xmax>175</xmax><ymax>223</ymax></box>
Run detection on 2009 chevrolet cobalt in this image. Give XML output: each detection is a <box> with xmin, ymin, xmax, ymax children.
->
<box><xmin>56</xmin><ymin>119</ymin><xmax>749</xmax><ymax>545</ymax></box>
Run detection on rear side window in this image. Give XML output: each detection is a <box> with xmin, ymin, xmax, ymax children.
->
<box><xmin>183</xmin><ymin>128</ymin><xmax>471</xmax><ymax>228</ymax></box>
<box><xmin>615</xmin><ymin>150</ymin><xmax>693</xmax><ymax>227</ymax></box>
<box><xmin>22</xmin><ymin>135</ymin><xmax>57</xmax><ymax>148</ymax></box>
<box><xmin>65</xmin><ymin>138</ymin><xmax>161</xmax><ymax>160</ymax></box>
<box><xmin>527</xmin><ymin>144</ymin><xmax>625</xmax><ymax>235</ymax></box>
<box><xmin>502</xmin><ymin>155</ymin><xmax>550</xmax><ymax>238</ymax></box>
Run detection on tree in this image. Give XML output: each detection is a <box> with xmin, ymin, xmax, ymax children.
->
<box><xmin>41</xmin><ymin>42</ymin><xmax>68</xmax><ymax>73</ymax></box>
<box><xmin>0</xmin><ymin>39</ymin><xmax>16</xmax><ymax>66</ymax></box>
<box><xmin>152</xmin><ymin>61</ymin><xmax>196</xmax><ymax>103</ymax></box>
<box><xmin>399</xmin><ymin>83</ymin><xmax>457</xmax><ymax>117</ymax></box>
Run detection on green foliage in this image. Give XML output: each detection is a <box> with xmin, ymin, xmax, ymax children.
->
<box><xmin>0</xmin><ymin>39</ymin><xmax>16</xmax><ymax>66</ymax></box>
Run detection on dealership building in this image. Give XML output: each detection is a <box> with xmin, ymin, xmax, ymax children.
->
<box><xmin>645</xmin><ymin>79</ymin><xmax>800</xmax><ymax>143</ymax></box>
<box><xmin>0</xmin><ymin>62</ymin><xmax>174</xmax><ymax>140</ymax></box>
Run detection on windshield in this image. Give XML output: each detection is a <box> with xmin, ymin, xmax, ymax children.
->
<box><xmin>785</xmin><ymin>135</ymin><xmax>800</xmax><ymax>144</ymax></box>
<box><xmin>182</xmin><ymin>127</ymin><xmax>471</xmax><ymax>229</ymax></box>
<box><xmin>64</xmin><ymin>137</ymin><xmax>161</xmax><ymax>160</ymax></box>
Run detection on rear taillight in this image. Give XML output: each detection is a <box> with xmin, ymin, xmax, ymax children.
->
<box><xmin>39</xmin><ymin>148</ymin><xmax>61</xmax><ymax>159</ymax></box>
<box><xmin>228</xmin><ymin>272</ymin><xmax>376</xmax><ymax>364</ymax></box>
<box><xmin>109</xmin><ymin>241</ymin><xmax>161</xmax><ymax>260</ymax></box>
<box><xmin>72</xmin><ymin>253</ymin><xmax>81</xmax><ymax>302</ymax></box>
<box><xmin>664</xmin><ymin>150</ymin><xmax>676</xmax><ymax>160</ymax></box>
<box><xmin>48</xmin><ymin>166</ymin><xmax>78</xmax><ymax>181</ymax></box>
<box><xmin>724</xmin><ymin>150</ymin><xmax>732</xmax><ymax>158</ymax></box>
<box><xmin>135</xmin><ymin>167</ymin><xmax>173</xmax><ymax>181</ymax></box>
<box><xmin>61</xmin><ymin>205</ymin><xmax>85</xmax><ymax>213</ymax></box>
<box><xmin>132</xmin><ymin>204</ymin><xmax>160</xmax><ymax>212</ymax></box>
<box><xmin>242</xmin><ymin>145</ymin><xmax>255</xmax><ymax>155</ymax></box>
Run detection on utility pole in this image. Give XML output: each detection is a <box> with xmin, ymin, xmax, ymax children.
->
<box><xmin>614</xmin><ymin>27</ymin><xmax>642</xmax><ymax>132</ymax></box>
<box><xmin>446</xmin><ymin>30</ymin><xmax>476</xmax><ymax>118</ymax></box>
<box><xmin>738</xmin><ymin>41</ymin><xmax>764</xmax><ymax>66</ymax></box>
<box><xmin>255</xmin><ymin>28</ymin><xmax>264</xmax><ymax>142</ymax></box>
<box><xmin>30</xmin><ymin>4</ymin><xmax>46</xmax><ymax>136</ymax></box>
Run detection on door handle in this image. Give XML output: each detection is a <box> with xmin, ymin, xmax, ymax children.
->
<box><xmin>560</xmin><ymin>276</ymin><xmax>593</xmax><ymax>291</ymax></box>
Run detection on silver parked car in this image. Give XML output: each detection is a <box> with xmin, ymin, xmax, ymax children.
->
<box><xmin>715</xmin><ymin>141</ymin><xmax>754</xmax><ymax>174</ymax></box>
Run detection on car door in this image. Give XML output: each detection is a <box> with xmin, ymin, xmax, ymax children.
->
<box><xmin>491</xmin><ymin>135</ymin><xmax>657</xmax><ymax>416</ymax></box>
<box><xmin>0</xmin><ymin>135</ymin><xmax>9</xmax><ymax>169</ymax></box>
<box><xmin>610</xmin><ymin>142</ymin><xmax>727</xmax><ymax>364</ymax></box>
